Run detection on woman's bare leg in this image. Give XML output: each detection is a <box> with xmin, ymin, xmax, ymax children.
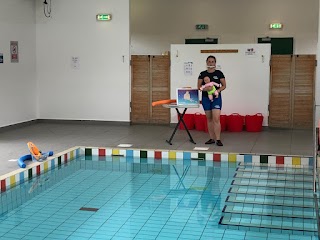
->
<box><xmin>205</xmin><ymin>110</ymin><xmax>216</xmax><ymax>140</ymax></box>
<box><xmin>212</xmin><ymin>109</ymin><xmax>221</xmax><ymax>140</ymax></box>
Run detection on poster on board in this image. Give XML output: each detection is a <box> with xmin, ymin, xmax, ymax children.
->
<box><xmin>245</xmin><ymin>48</ymin><xmax>256</xmax><ymax>57</ymax></box>
<box><xmin>184</xmin><ymin>62</ymin><xmax>193</xmax><ymax>76</ymax></box>
<box><xmin>10</xmin><ymin>41</ymin><xmax>19</xmax><ymax>63</ymax></box>
<box><xmin>71</xmin><ymin>56</ymin><xmax>80</xmax><ymax>69</ymax></box>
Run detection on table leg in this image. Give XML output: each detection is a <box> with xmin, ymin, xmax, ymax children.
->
<box><xmin>178</xmin><ymin>108</ymin><xmax>196</xmax><ymax>144</ymax></box>
<box><xmin>166</xmin><ymin>108</ymin><xmax>196</xmax><ymax>145</ymax></box>
<box><xmin>166</xmin><ymin>109</ymin><xmax>181</xmax><ymax>145</ymax></box>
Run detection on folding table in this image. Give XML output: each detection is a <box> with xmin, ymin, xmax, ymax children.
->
<box><xmin>162</xmin><ymin>103</ymin><xmax>199</xmax><ymax>145</ymax></box>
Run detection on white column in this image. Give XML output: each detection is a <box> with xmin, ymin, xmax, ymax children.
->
<box><xmin>316</xmin><ymin>1</ymin><xmax>320</xmax><ymax>128</ymax></box>
<box><xmin>315</xmin><ymin>1</ymin><xmax>320</xmax><ymax>176</ymax></box>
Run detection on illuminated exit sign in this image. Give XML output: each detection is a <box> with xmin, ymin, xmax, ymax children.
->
<box><xmin>269</xmin><ymin>23</ymin><xmax>283</xmax><ymax>29</ymax></box>
<box><xmin>96</xmin><ymin>14</ymin><xmax>112</xmax><ymax>21</ymax></box>
<box><xmin>196</xmin><ymin>24</ymin><xmax>208</xmax><ymax>30</ymax></box>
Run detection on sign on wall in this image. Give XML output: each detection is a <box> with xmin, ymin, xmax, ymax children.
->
<box><xmin>71</xmin><ymin>56</ymin><xmax>80</xmax><ymax>69</ymax></box>
<box><xmin>245</xmin><ymin>48</ymin><xmax>256</xmax><ymax>57</ymax></box>
<box><xmin>96</xmin><ymin>14</ymin><xmax>112</xmax><ymax>21</ymax></box>
<box><xmin>184</xmin><ymin>62</ymin><xmax>193</xmax><ymax>76</ymax></box>
<box><xmin>10</xmin><ymin>41</ymin><xmax>19</xmax><ymax>63</ymax></box>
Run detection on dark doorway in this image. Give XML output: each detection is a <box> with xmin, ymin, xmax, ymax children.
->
<box><xmin>258</xmin><ymin>37</ymin><xmax>294</xmax><ymax>55</ymax></box>
<box><xmin>185</xmin><ymin>38</ymin><xmax>218</xmax><ymax>44</ymax></box>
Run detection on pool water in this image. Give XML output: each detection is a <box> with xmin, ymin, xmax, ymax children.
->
<box><xmin>0</xmin><ymin>156</ymin><xmax>318</xmax><ymax>240</ymax></box>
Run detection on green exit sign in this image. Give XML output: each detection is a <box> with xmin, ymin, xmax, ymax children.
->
<box><xmin>96</xmin><ymin>14</ymin><xmax>112</xmax><ymax>21</ymax></box>
<box><xmin>269</xmin><ymin>23</ymin><xmax>282</xmax><ymax>29</ymax></box>
<box><xmin>196</xmin><ymin>24</ymin><xmax>208</xmax><ymax>30</ymax></box>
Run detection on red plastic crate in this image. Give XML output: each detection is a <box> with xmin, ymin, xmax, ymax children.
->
<box><xmin>227</xmin><ymin>113</ymin><xmax>244</xmax><ymax>132</ymax></box>
<box><xmin>245</xmin><ymin>113</ymin><xmax>263</xmax><ymax>132</ymax></box>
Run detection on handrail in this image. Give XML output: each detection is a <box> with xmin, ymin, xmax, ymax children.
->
<box><xmin>318</xmin><ymin>171</ymin><xmax>320</xmax><ymax>198</ymax></box>
<box><xmin>312</xmin><ymin>101</ymin><xmax>319</xmax><ymax>238</ymax></box>
<box><xmin>313</xmin><ymin>193</ymin><xmax>320</xmax><ymax>239</ymax></box>
<box><xmin>313</xmin><ymin>101</ymin><xmax>318</xmax><ymax>191</ymax></box>
<box><xmin>315</xmin><ymin>124</ymin><xmax>320</xmax><ymax>240</ymax></box>
<box><xmin>313</xmin><ymin>128</ymin><xmax>320</xmax><ymax>193</ymax></box>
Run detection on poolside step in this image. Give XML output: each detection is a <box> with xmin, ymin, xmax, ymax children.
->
<box><xmin>234</xmin><ymin>171</ymin><xmax>313</xmax><ymax>182</ymax></box>
<box><xmin>219</xmin><ymin>213</ymin><xmax>317</xmax><ymax>233</ymax></box>
<box><xmin>226</xmin><ymin>195</ymin><xmax>314</xmax><ymax>208</ymax></box>
<box><xmin>220</xmin><ymin>164</ymin><xmax>316</xmax><ymax>234</ymax></box>
<box><xmin>231</xmin><ymin>179</ymin><xmax>313</xmax><ymax>190</ymax></box>
<box><xmin>236</xmin><ymin>167</ymin><xmax>313</xmax><ymax>176</ymax></box>
<box><xmin>237</xmin><ymin>163</ymin><xmax>313</xmax><ymax>174</ymax></box>
<box><xmin>222</xmin><ymin>202</ymin><xmax>315</xmax><ymax>219</ymax></box>
<box><xmin>228</xmin><ymin>186</ymin><xmax>314</xmax><ymax>199</ymax></box>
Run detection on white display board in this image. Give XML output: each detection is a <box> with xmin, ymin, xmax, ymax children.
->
<box><xmin>170</xmin><ymin>44</ymin><xmax>271</xmax><ymax>126</ymax></box>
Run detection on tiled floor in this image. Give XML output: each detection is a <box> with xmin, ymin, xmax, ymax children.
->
<box><xmin>0</xmin><ymin>122</ymin><xmax>314</xmax><ymax>176</ymax></box>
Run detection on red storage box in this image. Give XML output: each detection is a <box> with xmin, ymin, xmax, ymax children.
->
<box><xmin>204</xmin><ymin>115</ymin><xmax>209</xmax><ymax>132</ymax></box>
<box><xmin>220</xmin><ymin>115</ymin><xmax>227</xmax><ymax>132</ymax></box>
<box><xmin>178</xmin><ymin>114</ymin><xmax>195</xmax><ymax>130</ymax></box>
<box><xmin>203</xmin><ymin>115</ymin><xmax>226</xmax><ymax>132</ymax></box>
<box><xmin>196</xmin><ymin>114</ymin><xmax>227</xmax><ymax>132</ymax></box>
<box><xmin>245</xmin><ymin>113</ymin><xmax>263</xmax><ymax>132</ymax></box>
<box><xmin>194</xmin><ymin>113</ymin><xmax>205</xmax><ymax>131</ymax></box>
<box><xmin>227</xmin><ymin>113</ymin><xmax>244</xmax><ymax>132</ymax></box>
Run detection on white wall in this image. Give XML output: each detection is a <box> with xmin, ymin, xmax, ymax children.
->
<box><xmin>36</xmin><ymin>0</ymin><xmax>130</xmax><ymax>121</ymax></box>
<box><xmin>171</xmin><ymin>44</ymin><xmax>271</xmax><ymax>126</ymax></box>
<box><xmin>131</xmin><ymin>0</ymin><xmax>319</xmax><ymax>55</ymax></box>
<box><xmin>0</xmin><ymin>0</ymin><xmax>36</xmax><ymax>128</ymax></box>
<box><xmin>0</xmin><ymin>0</ymin><xmax>318</xmax><ymax>127</ymax></box>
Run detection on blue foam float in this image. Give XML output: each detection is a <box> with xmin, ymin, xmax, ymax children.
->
<box><xmin>18</xmin><ymin>151</ymin><xmax>53</xmax><ymax>168</ymax></box>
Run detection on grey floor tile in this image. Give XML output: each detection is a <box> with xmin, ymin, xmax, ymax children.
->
<box><xmin>0</xmin><ymin>122</ymin><xmax>314</xmax><ymax>177</ymax></box>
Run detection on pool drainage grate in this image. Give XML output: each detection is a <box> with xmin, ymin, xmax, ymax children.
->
<box><xmin>79</xmin><ymin>207</ymin><xmax>99</xmax><ymax>212</ymax></box>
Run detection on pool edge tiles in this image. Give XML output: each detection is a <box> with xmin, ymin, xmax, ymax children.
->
<box><xmin>0</xmin><ymin>146</ymin><xmax>80</xmax><ymax>193</ymax></box>
<box><xmin>81</xmin><ymin>146</ymin><xmax>314</xmax><ymax>168</ymax></box>
<box><xmin>0</xmin><ymin>146</ymin><xmax>315</xmax><ymax>193</ymax></box>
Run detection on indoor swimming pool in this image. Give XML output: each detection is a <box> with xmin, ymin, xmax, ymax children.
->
<box><xmin>0</xmin><ymin>153</ymin><xmax>318</xmax><ymax>240</ymax></box>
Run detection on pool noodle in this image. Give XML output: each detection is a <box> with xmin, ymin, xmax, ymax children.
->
<box><xmin>152</xmin><ymin>99</ymin><xmax>176</xmax><ymax>107</ymax></box>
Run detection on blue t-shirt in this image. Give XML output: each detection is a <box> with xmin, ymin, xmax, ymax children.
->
<box><xmin>198</xmin><ymin>70</ymin><xmax>225</xmax><ymax>98</ymax></box>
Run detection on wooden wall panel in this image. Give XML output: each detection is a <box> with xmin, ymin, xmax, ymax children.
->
<box><xmin>292</xmin><ymin>55</ymin><xmax>315</xmax><ymax>129</ymax></box>
<box><xmin>150</xmin><ymin>56</ymin><xmax>170</xmax><ymax>124</ymax></box>
<box><xmin>131</xmin><ymin>55</ymin><xmax>170</xmax><ymax>124</ymax></box>
<box><xmin>131</xmin><ymin>55</ymin><xmax>150</xmax><ymax>123</ymax></box>
<box><xmin>269</xmin><ymin>55</ymin><xmax>315</xmax><ymax>129</ymax></box>
<box><xmin>269</xmin><ymin>55</ymin><xmax>292</xmax><ymax>128</ymax></box>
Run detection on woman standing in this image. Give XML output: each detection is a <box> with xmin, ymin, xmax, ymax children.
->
<box><xmin>198</xmin><ymin>56</ymin><xmax>226</xmax><ymax>146</ymax></box>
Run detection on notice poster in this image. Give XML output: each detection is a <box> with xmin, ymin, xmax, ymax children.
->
<box><xmin>71</xmin><ymin>56</ymin><xmax>80</xmax><ymax>69</ymax></box>
<box><xmin>184</xmin><ymin>62</ymin><xmax>193</xmax><ymax>76</ymax></box>
<box><xmin>245</xmin><ymin>48</ymin><xmax>256</xmax><ymax>57</ymax></box>
<box><xmin>10</xmin><ymin>41</ymin><xmax>19</xmax><ymax>63</ymax></box>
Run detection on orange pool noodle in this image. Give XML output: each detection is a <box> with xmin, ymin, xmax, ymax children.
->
<box><xmin>152</xmin><ymin>99</ymin><xmax>176</xmax><ymax>107</ymax></box>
